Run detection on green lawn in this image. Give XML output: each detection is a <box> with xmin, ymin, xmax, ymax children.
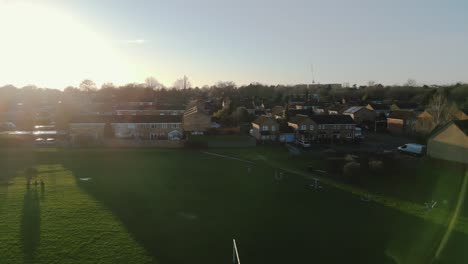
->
<box><xmin>0</xmin><ymin>148</ymin><xmax>467</xmax><ymax>263</ymax></box>
<box><xmin>188</xmin><ymin>134</ymin><xmax>255</xmax><ymax>147</ymax></box>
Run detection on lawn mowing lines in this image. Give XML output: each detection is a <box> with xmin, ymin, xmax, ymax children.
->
<box><xmin>264</xmin><ymin>162</ymin><xmax>468</xmax><ymax>235</ymax></box>
<box><xmin>201</xmin><ymin>151</ymin><xmax>255</xmax><ymax>164</ymax></box>
<box><xmin>434</xmin><ymin>169</ymin><xmax>468</xmax><ymax>260</ymax></box>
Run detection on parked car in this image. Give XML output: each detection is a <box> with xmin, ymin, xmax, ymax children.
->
<box><xmin>397</xmin><ymin>143</ymin><xmax>426</xmax><ymax>156</ymax></box>
<box><xmin>35</xmin><ymin>138</ymin><xmax>45</xmax><ymax>145</ymax></box>
<box><xmin>46</xmin><ymin>138</ymin><xmax>56</xmax><ymax>144</ymax></box>
<box><xmin>296</xmin><ymin>139</ymin><xmax>311</xmax><ymax>148</ymax></box>
<box><xmin>355</xmin><ymin>127</ymin><xmax>364</xmax><ymax>141</ymax></box>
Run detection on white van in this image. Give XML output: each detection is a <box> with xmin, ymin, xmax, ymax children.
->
<box><xmin>397</xmin><ymin>143</ymin><xmax>426</xmax><ymax>156</ymax></box>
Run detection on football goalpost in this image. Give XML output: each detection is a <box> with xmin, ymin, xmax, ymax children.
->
<box><xmin>232</xmin><ymin>239</ymin><xmax>241</xmax><ymax>264</ymax></box>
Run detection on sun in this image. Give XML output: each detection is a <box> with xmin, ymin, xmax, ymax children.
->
<box><xmin>0</xmin><ymin>2</ymin><xmax>137</xmax><ymax>88</ymax></box>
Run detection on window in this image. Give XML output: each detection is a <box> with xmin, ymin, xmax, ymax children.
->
<box><xmin>262</xmin><ymin>125</ymin><xmax>268</xmax><ymax>131</ymax></box>
<box><xmin>310</xmin><ymin>125</ymin><xmax>314</xmax><ymax>130</ymax></box>
<box><xmin>300</xmin><ymin>125</ymin><xmax>306</xmax><ymax>130</ymax></box>
<box><xmin>271</xmin><ymin>126</ymin><xmax>276</xmax><ymax>131</ymax></box>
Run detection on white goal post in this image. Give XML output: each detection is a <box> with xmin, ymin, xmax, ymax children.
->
<box><xmin>233</xmin><ymin>239</ymin><xmax>241</xmax><ymax>264</ymax></box>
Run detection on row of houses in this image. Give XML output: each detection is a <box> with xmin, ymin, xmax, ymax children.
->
<box><xmin>250</xmin><ymin>114</ymin><xmax>357</xmax><ymax>143</ymax></box>
<box><xmin>69</xmin><ymin>104</ymin><xmax>212</xmax><ymax>144</ymax></box>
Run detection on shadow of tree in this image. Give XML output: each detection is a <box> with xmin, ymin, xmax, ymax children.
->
<box><xmin>20</xmin><ymin>187</ymin><xmax>41</xmax><ymax>263</ymax></box>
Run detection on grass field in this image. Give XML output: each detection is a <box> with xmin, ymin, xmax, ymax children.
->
<box><xmin>0</xmin><ymin>147</ymin><xmax>467</xmax><ymax>263</ymax></box>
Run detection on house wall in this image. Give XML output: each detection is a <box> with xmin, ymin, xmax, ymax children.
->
<box><xmin>390</xmin><ymin>104</ymin><xmax>400</xmax><ymax>112</ymax></box>
<box><xmin>314</xmin><ymin>123</ymin><xmax>355</xmax><ymax>140</ymax></box>
<box><xmin>250</xmin><ymin>119</ymin><xmax>279</xmax><ymax>141</ymax></box>
<box><xmin>414</xmin><ymin>116</ymin><xmax>435</xmax><ymax>134</ymax></box>
<box><xmin>113</xmin><ymin>123</ymin><xmax>182</xmax><ymax>139</ymax></box>
<box><xmin>430</xmin><ymin>124</ymin><xmax>468</xmax><ymax>148</ymax></box>
<box><xmin>69</xmin><ymin>123</ymin><xmax>106</xmax><ymax>144</ymax></box>
<box><xmin>355</xmin><ymin>109</ymin><xmax>376</xmax><ymax>124</ymax></box>
<box><xmin>428</xmin><ymin>124</ymin><xmax>468</xmax><ymax>164</ymax></box>
<box><xmin>183</xmin><ymin>112</ymin><xmax>211</xmax><ymax>134</ymax></box>
<box><xmin>387</xmin><ymin>118</ymin><xmax>404</xmax><ymax>133</ymax></box>
<box><xmin>287</xmin><ymin>119</ymin><xmax>314</xmax><ymax>131</ymax></box>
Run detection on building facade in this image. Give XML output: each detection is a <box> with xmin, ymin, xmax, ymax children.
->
<box><xmin>251</xmin><ymin>115</ymin><xmax>279</xmax><ymax>141</ymax></box>
<box><xmin>69</xmin><ymin>115</ymin><xmax>183</xmax><ymax>144</ymax></box>
<box><xmin>427</xmin><ymin>120</ymin><xmax>468</xmax><ymax>164</ymax></box>
<box><xmin>182</xmin><ymin>106</ymin><xmax>212</xmax><ymax>135</ymax></box>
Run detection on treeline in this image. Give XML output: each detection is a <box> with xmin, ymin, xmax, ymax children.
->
<box><xmin>1</xmin><ymin>81</ymin><xmax>467</xmax><ymax>110</ymax></box>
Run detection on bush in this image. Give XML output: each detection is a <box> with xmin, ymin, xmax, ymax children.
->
<box><xmin>184</xmin><ymin>140</ymin><xmax>208</xmax><ymax>149</ymax></box>
<box><xmin>343</xmin><ymin>162</ymin><xmax>361</xmax><ymax>182</ymax></box>
<box><xmin>369</xmin><ymin>160</ymin><xmax>384</xmax><ymax>172</ymax></box>
<box><xmin>344</xmin><ymin>154</ymin><xmax>358</xmax><ymax>162</ymax></box>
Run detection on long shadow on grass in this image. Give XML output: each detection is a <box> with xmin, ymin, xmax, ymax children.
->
<box><xmin>20</xmin><ymin>187</ymin><xmax>41</xmax><ymax>263</ymax></box>
<box><xmin>63</xmin><ymin>160</ymin><xmax>403</xmax><ymax>264</ymax></box>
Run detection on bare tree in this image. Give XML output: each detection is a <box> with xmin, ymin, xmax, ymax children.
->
<box><xmin>101</xmin><ymin>82</ymin><xmax>115</xmax><ymax>90</ymax></box>
<box><xmin>215</xmin><ymin>81</ymin><xmax>236</xmax><ymax>89</ymax></box>
<box><xmin>145</xmin><ymin>77</ymin><xmax>164</xmax><ymax>90</ymax></box>
<box><xmin>427</xmin><ymin>91</ymin><xmax>457</xmax><ymax>128</ymax></box>
<box><xmin>173</xmin><ymin>75</ymin><xmax>191</xmax><ymax>89</ymax></box>
<box><xmin>405</xmin><ymin>79</ymin><xmax>417</xmax><ymax>87</ymax></box>
<box><xmin>79</xmin><ymin>79</ymin><xmax>97</xmax><ymax>92</ymax></box>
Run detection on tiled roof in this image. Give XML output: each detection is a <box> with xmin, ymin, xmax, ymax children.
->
<box><xmin>454</xmin><ymin>120</ymin><xmax>468</xmax><ymax>136</ymax></box>
<box><xmin>368</xmin><ymin>103</ymin><xmax>390</xmax><ymax>110</ymax></box>
<box><xmin>343</xmin><ymin>106</ymin><xmax>364</xmax><ymax>114</ymax></box>
<box><xmin>310</xmin><ymin>115</ymin><xmax>355</xmax><ymax>124</ymax></box>
<box><xmin>289</xmin><ymin>115</ymin><xmax>311</xmax><ymax>124</ymax></box>
<box><xmin>70</xmin><ymin>115</ymin><xmax>182</xmax><ymax>124</ymax></box>
<box><xmin>394</xmin><ymin>102</ymin><xmax>419</xmax><ymax>109</ymax></box>
<box><xmin>252</xmin><ymin>115</ymin><xmax>275</xmax><ymax>125</ymax></box>
<box><xmin>388</xmin><ymin>110</ymin><xmax>415</xmax><ymax>120</ymax></box>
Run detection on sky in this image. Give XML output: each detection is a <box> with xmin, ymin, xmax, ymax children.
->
<box><xmin>0</xmin><ymin>0</ymin><xmax>467</xmax><ymax>89</ymax></box>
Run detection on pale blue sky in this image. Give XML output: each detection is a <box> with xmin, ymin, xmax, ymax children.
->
<box><xmin>1</xmin><ymin>0</ymin><xmax>467</xmax><ymax>88</ymax></box>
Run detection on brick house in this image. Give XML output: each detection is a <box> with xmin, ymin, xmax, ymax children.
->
<box><xmin>387</xmin><ymin>110</ymin><xmax>416</xmax><ymax>134</ymax></box>
<box><xmin>390</xmin><ymin>102</ymin><xmax>419</xmax><ymax>112</ymax></box>
<box><xmin>428</xmin><ymin>120</ymin><xmax>468</xmax><ymax>164</ymax></box>
<box><xmin>69</xmin><ymin>115</ymin><xmax>183</xmax><ymax>144</ymax></box>
<box><xmin>343</xmin><ymin>106</ymin><xmax>376</xmax><ymax>125</ymax></box>
<box><xmin>366</xmin><ymin>103</ymin><xmax>391</xmax><ymax>117</ymax></box>
<box><xmin>250</xmin><ymin>115</ymin><xmax>279</xmax><ymax>141</ymax></box>
<box><xmin>287</xmin><ymin>115</ymin><xmax>315</xmax><ymax>144</ymax></box>
<box><xmin>182</xmin><ymin>106</ymin><xmax>212</xmax><ymax>135</ymax></box>
<box><xmin>310</xmin><ymin>115</ymin><xmax>356</xmax><ymax>142</ymax></box>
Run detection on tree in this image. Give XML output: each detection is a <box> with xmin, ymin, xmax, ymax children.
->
<box><xmin>173</xmin><ymin>76</ymin><xmax>191</xmax><ymax>89</ymax></box>
<box><xmin>405</xmin><ymin>79</ymin><xmax>417</xmax><ymax>87</ymax></box>
<box><xmin>79</xmin><ymin>79</ymin><xmax>97</xmax><ymax>92</ymax></box>
<box><xmin>145</xmin><ymin>77</ymin><xmax>164</xmax><ymax>90</ymax></box>
<box><xmin>101</xmin><ymin>82</ymin><xmax>115</xmax><ymax>90</ymax></box>
<box><xmin>233</xmin><ymin>107</ymin><xmax>250</xmax><ymax>125</ymax></box>
<box><xmin>427</xmin><ymin>91</ymin><xmax>457</xmax><ymax>128</ymax></box>
<box><xmin>214</xmin><ymin>81</ymin><xmax>236</xmax><ymax>89</ymax></box>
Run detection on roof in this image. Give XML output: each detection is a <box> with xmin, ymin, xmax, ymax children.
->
<box><xmin>454</xmin><ymin>120</ymin><xmax>468</xmax><ymax>136</ymax></box>
<box><xmin>310</xmin><ymin>115</ymin><xmax>355</xmax><ymax>124</ymax></box>
<box><xmin>429</xmin><ymin>119</ymin><xmax>468</xmax><ymax>139</ymax></box>
<box><xmin>289</xmin><ymin>115</ymin><xmax>311</xmax><ymax>124</ymax></box>
<box><xmin>288</xmin><ymin>109</ymin><xmax>312</xmax><ymax>116</ymax></box>
<box><xmin>368</xmin><ymin>103</ymin><xmax>390</xmax><ymax>110</ymax></box>
<box><xmin>388</xmin><ymin>110</ymin><xmax>415</xmax><ymax>120</ymax></box>
<box><xmin>252</xmin><ymin>115</ymin><xmax>276</xmax><ymax>125</ymax></box>
<box><xmin>394</xmin><ymin>102</ymin><xmax>419</xmax><ymax>110</ymax></box>
<box><xmin>343</xmin><ymin>106</ymin><xmax>364</xmax><ymax>114</ymax></box>
<box><xmin>70</xmin><ymin>115</ymin><xmax>182</xmax><ymax>124</ymax></box>
<box><xmin>271</xmin><ymin>106</ymin><xmax>285</xmax><ymax>115</ymax></box>
<box><xmin>184</xmin><ymin>106</ymin><xmax>208</xmax><ymax>117</ymax></box>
